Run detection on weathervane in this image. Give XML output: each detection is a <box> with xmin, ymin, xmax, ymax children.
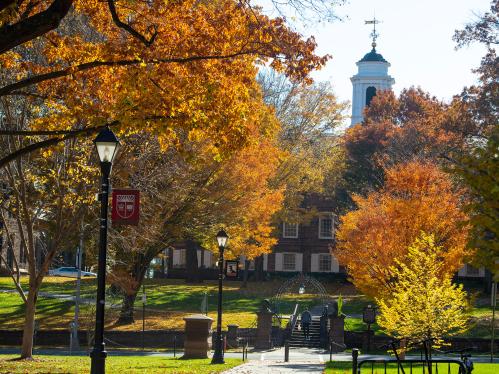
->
<box><xmin>365</xmin><ymin>16</ymin><xmax>381</xmax><ymax>50</ymax></box>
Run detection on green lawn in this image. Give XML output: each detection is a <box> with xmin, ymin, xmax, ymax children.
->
<box><xmin>0</xmin><ymin>276</ymin><xmax>494</xmax><ymax>339</ymax></box>
<box><xmin>0</xmin><ymin>355</ymin><xmax>241</xmax><ymax>373</ymax></box>
<box><xmin>0</xmin><ymin>277</ymin><xmax>356</xmax><ymax>331</ymax></box>
<box><xmin>325</xmin><ymin>361</ymin><xmax>498</xmax><ymax>374</ymax></box>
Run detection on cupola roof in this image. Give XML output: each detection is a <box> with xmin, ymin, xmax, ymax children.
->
<box><xmin>359</xmin><ymin>47</ymin><xmax>387</xmax><ymax>63</ymax></box>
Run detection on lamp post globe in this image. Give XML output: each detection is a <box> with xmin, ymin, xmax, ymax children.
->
<box><xmin>212</xmin><ymin>229</ymin><xmax>229</xmax><ymax>364</ymax></box>
<box><xmin>216</xmin><ymin>229</ymin><xmax>229</xmax><ymax>248</ymax></box>
<box><xmin>94</xmin><ymin>126</ymin><xmax>120</xmax><ymax>165</ymax></box>
<box><xmin>90</xmin><ymin>126</ymin><xmax>119</xmax><ymax>374</ymax></box>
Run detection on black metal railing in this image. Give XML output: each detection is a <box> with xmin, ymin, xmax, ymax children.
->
<box><xmin>356</xmin><ymin>359</ymin><xmax>468</xmax><ymax>374</ymax></box>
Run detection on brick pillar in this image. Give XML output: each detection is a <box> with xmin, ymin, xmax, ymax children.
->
<box><xmin>328</xmin><ymin>315</ymin><xmax>346</xmax><ymax>352</ymax></box>
<box><xmin>255</xmin><ymin>311</ymin><xmax>273</xmax><ymax>349</ymax></box>
<box><xmin>227</xmin><ymin>324</ymin><xmax>239</xmax><ymax>348</ymax></box>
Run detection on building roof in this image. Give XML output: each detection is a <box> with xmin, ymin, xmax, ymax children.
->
<box><xmin>358</xmin><ymin>48</ymin><xmax>387</xmax><ymax>63</ymax></box>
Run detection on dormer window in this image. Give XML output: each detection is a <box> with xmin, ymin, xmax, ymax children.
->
<box><xmin>282</xmin><ymin>222</ymin><xmax>298</xmax><ymax>238</ymax></box>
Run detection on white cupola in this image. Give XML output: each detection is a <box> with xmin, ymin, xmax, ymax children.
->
<box><xmin>350</xmin><ymin>21</ymin><xmax>395</xmax><ymax>125</ymax></box>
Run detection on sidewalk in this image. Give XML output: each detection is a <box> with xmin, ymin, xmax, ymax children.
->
<box><xmin>223</xmin><ymin>360</ymin><xmax>324</xmax><ymax>374</ymax></box>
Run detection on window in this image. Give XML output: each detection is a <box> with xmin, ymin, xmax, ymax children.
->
<box><xmin>466</xmin><ymin>264</ymin><xmax>480</xmax><ymax>276</ymax></box>
<box><xmin>319</xmin><ymin>254</ymin><xmax>331</xmax><ymax>272</ymax></box>
<box><xmin>319</xmin><ymin>214</ymin><xmax>334</xmax><ymax>239</ymax></box>
<box><xmin>283</xmin><ymin>222</ymin><xmax>298</xmax><ymax>238</ymax></box>
<box><xmin>366</xmin><ymin>86</ymin><xmax>377</xmax><ymax>106</ymax></box>
<box><xmin>283</xmin><ymin>253</ymin><xmax>296</xmax><ymax>271</ymax></box>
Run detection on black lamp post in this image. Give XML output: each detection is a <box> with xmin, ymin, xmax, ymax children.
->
<box><xmin>211</xmin><ymin>229</ymin><xmax>228</xmax><ymax>364</ymax></box>
<box><xmin>90</xmin><ymin>127</ymin><xmax>119</xmax><ymax>374</ymax></box>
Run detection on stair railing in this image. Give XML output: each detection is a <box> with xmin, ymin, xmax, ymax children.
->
<box><xmin>285</xmin><ymin>303</ymin><xmax>300</xmax><ymax>342</ymax></box>
<box><xmin>289</xmin><ymin>303</ymin><xmax>300</xmax><ymax>331</ymax></box>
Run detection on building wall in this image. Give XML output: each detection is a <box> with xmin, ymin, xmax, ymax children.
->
<box><xmin>457</xmin><ymin>263</ymin><xmax>486</xmax><ymax>278</ymax></box>
<box><xmin>170</xmin><ymin>248</ymin><xmax>215</xmax><ymax>268</ymax></box>
<box><xmin>267</xmin><ymin>195</ymin><xmax>340</xmax><ymax>274</ymax></box>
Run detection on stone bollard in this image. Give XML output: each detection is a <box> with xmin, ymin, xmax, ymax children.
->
<box><xmin>183</xmin><ymin>314</ymin><xmax>213</xmax><ymax>359</ymax></box>
<box><xmin>227</xmin><ymin>324</ymin><xmax>239</xmax><ymax>348</ymax></box>
<box><xmin>255</xmin><ymin>310</ymin><xmax>273</xmax><ymax>349</ymax></box>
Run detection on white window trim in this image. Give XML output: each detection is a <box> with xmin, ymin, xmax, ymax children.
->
<box><xmin>318</xmin><ymin>213</ymin><xmax>335</xmax><ymax>239</ymax></box>
<box><xmin>282</xmin><ymin>222</ymin><xmax>299</xmax><ymax>239</ymax></box>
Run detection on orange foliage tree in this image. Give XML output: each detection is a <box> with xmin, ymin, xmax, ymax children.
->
<box><xmin>0</xmin><ymin>0</ymin><xmax>329</xmax><ymax>167</ymax></box>
<box><xmin>334</xmin><ymin>161</ymin><xmax>469</xmax><ymax>299</ymax></box>
<box><xmin>340</xmin><ymin>87</ymin><xmax>478</xmax><ymax>206</ymax></box>
<box><xmin>0</xmin><ymin>0</ymin><xmax>331</xmax><ymax>358</ymax></box>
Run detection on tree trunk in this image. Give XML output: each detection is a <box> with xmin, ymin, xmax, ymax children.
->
<box><xmin>20</xmin><ymin>289</ymin><xmax>37</xmax><ymax>359</ymax></box>
<box><xmin>254</xmin><ymin>255</ymin><xmax>264</xmax><ymax>281</ymax></box>
<box><xmin>117</xmin><ymin>292</ymin><xmax>138</xmax><ymax>324</ymax></box>
<box><xmin>242</xmin><ymin>259</ymin><xmax>250</xmax><ymax>288</ymax></box>
<box><xmin>117</xmin><ymin>250</ymin><xmax>154</xmax><ymax>324</ymax></box>
<box><xmin>185</xmin><ymin>241</ymin><xmax>200</xmax><ymax>283</ymax></box>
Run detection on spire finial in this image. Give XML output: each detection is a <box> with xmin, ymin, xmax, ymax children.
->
<box><xmin>365</xmin><ymin>15</ymin><xmax>381</xmax><ymax>51</ymax></box>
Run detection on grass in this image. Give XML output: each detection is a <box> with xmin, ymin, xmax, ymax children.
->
<box><xmin>0</xmin><ymin>276</ymin><xmax>357</xmax><ymax>331</ymax></box>
<box><xmin>0</xmin><ymin>355</ymin><xmax>241</xmax><ymax>373</ymax></box>
<box><xmin>325</xmin><ymin>361</ymin><xmax>498</xmax><ymax>374</ymax></box>
<box><xmin>0</xmin><ymin>276</ymin><xmax>495</xmax><ymax>338</ymax></box>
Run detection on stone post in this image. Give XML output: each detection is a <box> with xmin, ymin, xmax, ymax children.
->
<box><xmin>255</xmin><ymin>310</ymin><xmax>273</xmax><ymax>349</ymax></box>
<box><xmin>227</xmin><ymin>324</ymin><xmax>239</xmax><ymax>348</ymax></box>
<box><xmin>329</xmin><ymin>315</ymin><xmax>346</xmax><ymax>352</ymax></box>
<box><xmin>183</xmin><ymin>314</ymin><xmax>213</xmax><ymax>359</ymax></box>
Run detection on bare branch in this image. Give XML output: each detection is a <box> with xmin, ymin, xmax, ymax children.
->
<box><xmin>0</xmin><ymin>51</ymin><xmax>260</xmax><ymax>97</ymax></box>
<box><xmin>0</xmin><ymin>0</ymin><xmax>73</xmax><ymax>55</ymax></box>
<box><xmin>0</xmin><ymin>121</ymin><xmax>119</xmax><ymax>168</ymax></box>
<box><xmin>107</xmin><ymin>0</ymin><xmax>157</xmax><ymax>47</ymax></box>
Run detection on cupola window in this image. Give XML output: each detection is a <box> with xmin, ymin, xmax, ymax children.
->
<box><xmin>366</xmin><ymin>86</ymin><xmax>377</xmax><ymax>106</ymax></box>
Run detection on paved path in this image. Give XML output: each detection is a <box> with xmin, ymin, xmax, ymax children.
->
<box><xmin>223</xmin><ymin>349</ymin><xmax>326</xmax><ymax>374</ymax></box>
<box><xmin>222</xmin><ymin>360</ymin><xmax>324</xmax><ymax>374</ymax></box>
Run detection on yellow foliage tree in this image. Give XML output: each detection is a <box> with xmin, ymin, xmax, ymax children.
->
<box><xmin>377</xmin><ymin>233</ymin><xmax>469</xmax><ymax>349</ymax></box>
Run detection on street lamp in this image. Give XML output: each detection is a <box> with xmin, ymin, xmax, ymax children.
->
<box><xmin>212</xmin><ymin>229</ymin><xmax>228</xmax><ymax>364</ymax></box>
<box><xmin>298</xmin><ymin>284</ymin><xmax>305</xmax><ymax>294</ymax></box>
<box><xmin>90</xmin><ymin>127</ymin><xmax>119</xmax><ymax>374</ymax></box>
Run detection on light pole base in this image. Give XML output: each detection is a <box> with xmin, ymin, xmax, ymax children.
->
<box><xmin>211</xmin><ymin>352</ymin><xmax>225</xmax><ymax>364</ymax></box>
<box><xmin>90</xmin><ymin>345</ymin><xmax>107</xmax><ymax>374</ymax></box>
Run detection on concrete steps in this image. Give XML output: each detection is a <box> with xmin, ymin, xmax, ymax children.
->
<box><xmin>289</xmin><ymin>317</ymin><xmax>321</xmax><ymax>348</ymax></box>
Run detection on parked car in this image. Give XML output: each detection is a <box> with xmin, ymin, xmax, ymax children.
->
<box><xmin>48</xmin><ymin>267</ymin><xmax>97</xmax><ymax>278</ymax></box>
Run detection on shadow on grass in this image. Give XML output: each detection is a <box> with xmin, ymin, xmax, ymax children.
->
<box><xmin>0</xmin><ymin>294</ymin><xmax>74</xmax><ymax>329</ymax></box>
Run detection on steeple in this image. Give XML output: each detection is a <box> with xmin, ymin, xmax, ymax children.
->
<box><xmin>350</xmin><ymin>18</ymin><xmax>395</xmax><ymax>125</ymax></box>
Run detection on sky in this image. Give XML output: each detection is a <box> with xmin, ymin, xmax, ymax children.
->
<box><xmin>258</xmin><ymin>0</ymin><xmax>491</xmax><ymax>108</ymax></box>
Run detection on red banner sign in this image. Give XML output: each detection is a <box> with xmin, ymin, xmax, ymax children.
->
<box><xmin>112</xmin><ymin>189</ymin><xmax>140</xmax><ymax>225</ymax></box>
